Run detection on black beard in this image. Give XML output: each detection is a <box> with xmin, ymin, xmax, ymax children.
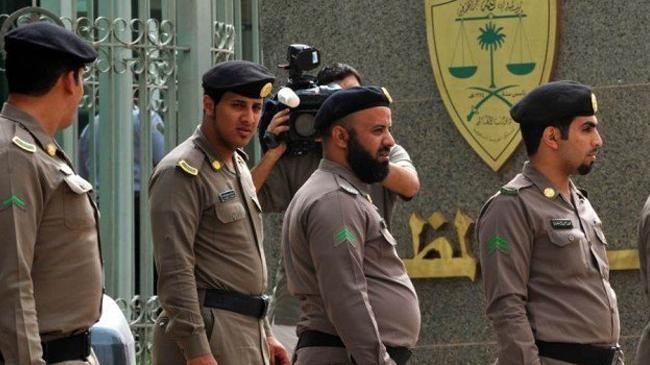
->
<box><xmin>577</xmin><ymin>163</ymin><xmax>593</xmax><ymax>175</ymax></box>
<box><xmin>346</xmin><ymin>131</ymin><xmax>390</xmax><ymax>184</ymax></box>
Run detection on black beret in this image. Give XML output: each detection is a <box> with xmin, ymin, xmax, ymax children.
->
<box><xmin>5</xmin><ymin>22</ymin><xmax>96</xmax><ymax>64</ymax></box>
<box><xmin>314</xmin><ymin>86</ymin><xmax>392</xmax><ymax>134</ymax></box>
<box><xmin>510</xmin><ymin>80</ymin><xmax>597</xmax><ymax>126</ymax></box>
<box><xmin>202</xmin><ymin>60</ymin><xmax>275</xmax><ymax>99</ymax></box>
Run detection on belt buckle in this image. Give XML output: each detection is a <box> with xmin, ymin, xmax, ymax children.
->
<box><xmin>608</xmin><ymin>345</ymin><xmax>621</xmax><ymax>365</ymax></box>
<box><xmin>80</xmin><ymin>330</ymin><xmax>91</xmax><ymax>359</ymax></box>
<box><xmin>259</xmin><ymin>294</ymin><xmax>270</xmax><ymax>318</ymax></box>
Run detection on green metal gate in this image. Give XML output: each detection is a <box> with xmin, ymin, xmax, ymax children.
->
<box><xmin>0</xmin><ymin>1</ymin><xmax>261</xmax><ymax>362</ymax></box>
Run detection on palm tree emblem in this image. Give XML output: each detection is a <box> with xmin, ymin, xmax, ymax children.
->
<box><xmin>447</xmin><ymin>13</ymin><xmax>537</xmax><ymax>122</ymax></box>
<box><xmin>478</xmin><ymin>22</ymin><xmax>505</xmax><ymax>89</ymax></box>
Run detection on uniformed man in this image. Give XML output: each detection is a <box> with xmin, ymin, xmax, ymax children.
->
<box><xmin>149</xmin><ymin>60</ymin><xmax>289</xmax><ymax>365</ymax></box>
<box><xmin>0</xmin><ymin>22</ymin><xmax>102</xmax><ymax>364</ymax></box>
<box><xmin>252</xmin><ymin>63</ymin><xmax>420</xmax><ymax>357</ymax></box>
<box><xmin>477</xmin><ymin>80</ymin><xmax>623</xmax><ymax>365</ymax></box>
<box><xmin>636</xmin><ymin>197</ymin><xmax>650</xmax><ymax>363</ymax></box>
<box><xmin>282</xmin><ymin>86</ymin><xmax>420</xmax><ymax>365</ymax></box>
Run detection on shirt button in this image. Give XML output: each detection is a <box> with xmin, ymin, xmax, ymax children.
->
<box><xmin>569</xmin><ymin>234</ymin><xmax>575</xmax><ymax>241</ymax></box>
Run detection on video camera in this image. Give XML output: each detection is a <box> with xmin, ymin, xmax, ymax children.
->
<box><xmin>259</xmin><ymin>44</ymin><xmax>340</xmax><ymax>156</ymax></box>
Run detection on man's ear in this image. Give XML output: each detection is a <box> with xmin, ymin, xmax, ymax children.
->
<box><xmin>203</xmin><ymin>95</ymin><xmax>215</xmax><ymax>117</ymax></box>
<box><xmin>331</xmin><ymin>125</ymin><xmax>349</xmax><ymax>149</ymax></box>
<box><xmin>541</xmin><ymin>125</ymin><xmax>561</xmax><ymax>151</ymax></box>
<box><xmin>60</xmin><ymin>70</ymin><xmax>78</xmax><ymax>94</ymax></box>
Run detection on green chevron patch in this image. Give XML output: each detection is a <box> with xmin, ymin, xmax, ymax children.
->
<box><xmin>487</xmin><ymin>235</ymin><xmax>510</xmax><ymax>255</ymax></box>
<box><xmin>2</xmin><ymin>194</ymin><xmax>25</xmax><ymax>208</ymax></box>
<box><xmin>334</xmin><ymin>226</ymin><xmax>357</xmax><ymax>247</ymax></box>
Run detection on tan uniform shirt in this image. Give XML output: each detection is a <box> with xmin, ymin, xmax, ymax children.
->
<box><xmin>150</xmin><ymin>128</ymin><xmax>268</xmax><ymax>360</ymax></box>
<box><xmin>260</xmin><ymin>145</ymin><xmax>416</xmax><ymax>325</ymax></box>
<box><xmin>477</xmin><ymin>162</ymin><xmax>620</xmax><ymax>365</ymax></box>
<box><xmin>0</xmin><ymin>103</ymin><xmax>103</xmax><ymax>364</ymax></box>
<box><xmin>282</xmin><ymin>159</ymin><xmax>420</xmax><ymax>365</ymax></box>
<box><xmin>636</xmin><ymin>196</ymin><xmax>650</xmax><ymax>363</ymax></box>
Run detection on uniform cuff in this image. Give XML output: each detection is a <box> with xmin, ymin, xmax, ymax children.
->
<box><xmin>263</xmin><ymin>317</ymin><xmax>272</xmax><ymax>335</ymax></box>
<box><xmin>178</xmin><ymin>331</ymin><xmax>211</xmax><ymax>359</ymax></box>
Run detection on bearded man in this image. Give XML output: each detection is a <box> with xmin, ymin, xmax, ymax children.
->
<box><xmin>281</xmin><ymin>86</ymin><xmax>420</xmax><ymax>365</ymax></box>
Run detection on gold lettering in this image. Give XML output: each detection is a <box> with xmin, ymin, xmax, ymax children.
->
<box><xmin>403</xmin><ymin>210</ymin><xmax>478</xmax><ymax>281</ymax></box>
<box><xmin>403</xmin><ymin>211</ymin><xmax>639</xmax><ymax>280</ymax></box>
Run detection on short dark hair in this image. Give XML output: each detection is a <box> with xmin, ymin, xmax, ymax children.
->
<box><xmin>316</xmin><ymin>63</ymin><xmax>362</xmax><ymax>86</ymax></box>
<box><xmin>321</xmin><ymin>117</ymin><xmax>351</xmax><ymax>142</ymax></box>
<box><xmin>520</xmin><ymin>118</ymin><xmax>572</xmax><ymax>156</ymax></box>
<box><xmin>5</xmin><ymin>49</ymin><xmax>83</xmax><ymax>96</ymax></box>
<box><xmin>203</xmin><ymin>88</ymin><xmax>225</xmax><ymax>105</ymax></box>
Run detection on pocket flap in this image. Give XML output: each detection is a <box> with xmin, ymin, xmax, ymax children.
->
<box><xmin>548</xmin><ymin>229</ymin><xmax>583</xmax><ymax>247</ymax></box>
<box><xmin>215</xmin><ymin>202</ymin><xmax>246</xmax><ymax>223</ymax></box>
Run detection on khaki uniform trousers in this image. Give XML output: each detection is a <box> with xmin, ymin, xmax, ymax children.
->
<box><xmin>153</xmin><ymin>307</ymin><xmax>269</xmax><ymax>365</ymax></box>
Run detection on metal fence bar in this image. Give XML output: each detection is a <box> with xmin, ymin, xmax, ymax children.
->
<box><xmin>136</xmin><ymin>0</ymin><xmax>154</xmax><ymax>302</ymax></box>
<box><xmin>98</xmin><ymin>0</ymin><xmax>135</xmax><ymax>301</ymax></box>
<box><xmin>161</xmin><ymin>0</ymin><xmax>177</xmax><ymax>150</ymax></box>
<box><xmin>175</xmin><ymin>0</ymin><xmax>213</xmax><ymax>140</ymax></box>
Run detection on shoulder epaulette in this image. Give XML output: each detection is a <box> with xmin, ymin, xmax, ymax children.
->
<box><xmin>337</xmin><ymin>178</ymin><xmax>359</xmax><ymax>196</ymax></box>
<box><xmin>499</xmin><ymin>186</ymin><xmax>519</xmax><ymax>196</ymax></box>
<box><xmin>177</xmin><ymin>159</ymin><xmax>198</xmax><ymax>176</ymax></box>
<box><xmin>499</xmin><ymin>173</ymin><xmax>533</xmax><ymax>197</ymax></box>
<box><xmin>12</xmin><ymin>136</ymin><xmax>36</xmax><ymax>153</ymax></box>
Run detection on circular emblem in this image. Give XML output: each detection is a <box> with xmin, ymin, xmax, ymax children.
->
<box><xmin>591</xmin><ymin>93</ymin><xmax>598</xmax><ymax>113</ymax></box>
<box><xmin>211</xmin><ymin>160</ymin><xmax>221</xmax><ymax>171</ymax></box>
<box><xmin>46</xmin><ymin>144</ymin><xmax>57</xmax><ymax>156</ymax></box>
<box><xmin>260</xmin><ymin>82</ymin><xmax>273</xmax><ymax>98</ymax></box>
<box><xmin>543</xmin><ymin>187</ymin><xmax>555</xmax><ymax>198</ymax></box>
<box><xmin>381</xmin><ymin>87</ymin><xmax>393</xmax><ymax>104</ymax></box>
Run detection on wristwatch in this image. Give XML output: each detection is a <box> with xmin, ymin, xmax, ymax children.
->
<box><xmin>263</xmin><ymin>130</ymin><xmax>281</xmax><ymax>149</ymax></box>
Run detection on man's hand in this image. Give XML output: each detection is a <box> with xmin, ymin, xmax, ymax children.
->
<box><xmin>252</xmin><ymin>108</ymin><xmax>292</xmax><ymax>191</ymax></box>
<box><xmin>187</xmin><ymin>353</ymin><xmax>218</xmax><ymax>365</ymax></box>
<box><xmin>267</xmin><ymin>336</ymin><xmax>290</xmax><ymax>365</ymax></box>
<box><xmin>265</xmin><ymin>108</ymin><xmax>291</xmax><ymax>157</ymax></box>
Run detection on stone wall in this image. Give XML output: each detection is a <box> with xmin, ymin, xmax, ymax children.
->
<box><xmin>259</xmin><ymin>1</ymin><xmax>650</xmax><ymax>363</ymax></box>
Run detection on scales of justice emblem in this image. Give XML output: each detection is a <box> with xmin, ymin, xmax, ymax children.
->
<box><xmin>425</xmin><ymin>0</ymin><xmax>558</xmax><ymax>171</ymax></box>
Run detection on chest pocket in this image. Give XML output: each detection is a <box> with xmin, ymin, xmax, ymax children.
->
<box><xmin>215</xmin><ymin>200</ymin><xmax>247</xmax><ymax>223</ymax></box>
<box><xmin>547</xmin><ymin>224</ymin><xmax>589</xmax><ymax>275</ymax></box>
<box><xmin>62</xmin><ymin>173</ymin><xmax>96</xmax><ymax>229</ymax></box>
<box><xmin>547</xmin><ymin>228</ymin><xmax>585</xmax><ymax>247</ymax></box>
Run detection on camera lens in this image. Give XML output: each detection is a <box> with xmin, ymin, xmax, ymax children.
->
<box><xmin>294</xmin><ymin>113</ymin><xmax>316</xmax><ymax>137</ymax></box>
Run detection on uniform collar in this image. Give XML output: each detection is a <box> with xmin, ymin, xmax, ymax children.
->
<box><xmin>522</xmin><ymin>161</ymin><xmax>577</xmax><ymax>204</ymax></box>
<box><xmin>319</xmin><ymin>158</ymin><xmax>371</xmax><ymax>196</ymax></box>
<box><xmin>1</xmin><ymin>102</ymin><xmax>58</xmax><ymax>153</ymax></box>
<box><xmin>191</xmin><ymin>127</ymin><xmax>235</xmax><ymax>173</ymax></box>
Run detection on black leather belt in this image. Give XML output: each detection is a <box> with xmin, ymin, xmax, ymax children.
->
<box><xmin>296</xmin><ymin>329</ymin><xmax>412</xmax><ymax>365</ymax></box>
<box><xmin>536</xmin><ymin>340</ymin><xmax>621</xmax><ymax>365</ymax></box>
<box><xmin>203</xmin><ymin>288</ymin><xmax>269</xmax><ymax>319</ymax></box>
<box><xmin>41</xmin><ymin>330</ymin><xmax>91</xmax><ymax>363</ymax></box>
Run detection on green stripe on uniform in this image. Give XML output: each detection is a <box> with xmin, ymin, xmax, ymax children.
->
<box><xmin>334</xmin><ymin>226</ymin><xmax>357</xmax><ymax>247</ymax></box>
<box><xmin>2</xmin><ymin>194</ymin><xmax>25</xmax><ymax>208</ymax></box>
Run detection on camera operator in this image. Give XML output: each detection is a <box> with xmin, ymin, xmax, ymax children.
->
<box><xmin>251</xmin><ymin>63</ymin><xmax>420</xmax><ymax>356</ymax></box>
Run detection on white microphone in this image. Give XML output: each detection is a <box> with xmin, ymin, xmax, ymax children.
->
<box><xmin>277</xmin><ymin>87</ymin><xmax>300</xmax><ymax>108</ymax></box>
